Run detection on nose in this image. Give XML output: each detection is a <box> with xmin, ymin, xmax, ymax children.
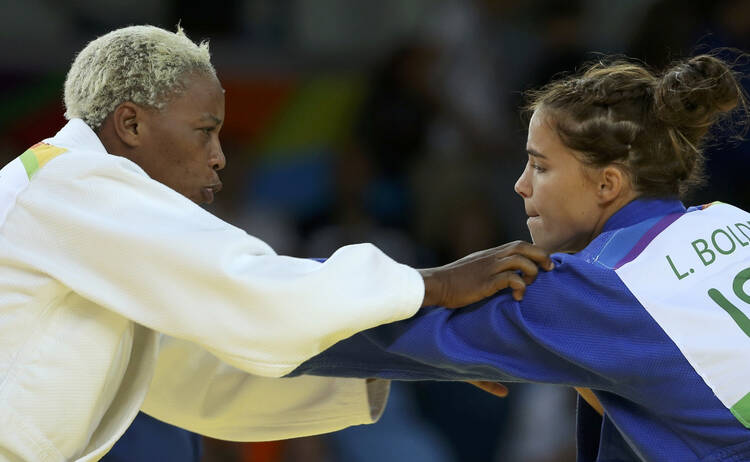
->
<box><xmin>514</xmin><ymin>162</ymin><xmax>531</xmax><ymax>198</ymax></box>
<box><xmin>210</xmin><ymin>141</ymin><xmax>226</xmax><ymax>171</ymax></box>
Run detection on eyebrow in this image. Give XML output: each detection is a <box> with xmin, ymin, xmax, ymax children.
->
<box><xmin>201</xmin><ymin>114</ymin><xmax>222</xmax><ymax>124</ymax></box>
<box><xmin>526</xmin><ymin>148</ymin><xmax>547</xmax><ymax>159</ymax></box>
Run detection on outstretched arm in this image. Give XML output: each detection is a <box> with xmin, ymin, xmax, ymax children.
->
<box><xmin>12</xmin><ymin>152</ymin><xmax>549</xmax><ymax>378</ymax></box>
<box><xmin>142</xmin><ymin>335</ymin><xmax>391</xmax><ymax>441</ymax></box>
<box><xmin>291</xmin><ymin>253</ymin><xmax>669</xmax><ymax>393</ymax></box>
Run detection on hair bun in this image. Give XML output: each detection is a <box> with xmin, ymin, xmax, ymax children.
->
<box><xmin>654</xmin><ymin>54</ymin><xmax>741</xmax><ymax>134</ymax></box>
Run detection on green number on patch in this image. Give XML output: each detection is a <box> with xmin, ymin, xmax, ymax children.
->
<box><xmin>707</xmin><ymin>267</ymin><xmax>750</xmax><ymax>338</ymax></box>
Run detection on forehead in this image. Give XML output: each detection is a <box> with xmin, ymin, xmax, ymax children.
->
<box><xmin>526</xmin><ymin>108</ymin><xmax>589</xmax><ymax>169</ymax></box>
<box><xmin>164</xmin><ymin>73</ymin><xmax>225</xmax><ymax>117</ymax></box>
<box><xmin>528</xmin><ymin>109</ymin><xmax>568</xmax><ymax>152</ymax></box>
<box><xmin>528</xmin><ymin>109</ymin><xmax>557</xmax><ymax>143</ymax></box>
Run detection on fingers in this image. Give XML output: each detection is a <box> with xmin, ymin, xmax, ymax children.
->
<box><xmin>496</xmin><ymin>254</ymin><xmax>538</xmax><ymax>283</ymax></box>
<box><xmin>491</xmin><ymin>271</ymin><xmax>526</xmax><ymax>301</ymax></box>
<box><xmin>508</xmin><ymin>272</ymin><xmax>526</xmax><ymax>301</ymax></box>
<box><xmin>495</xmin><ymin>241</ymin><xmax>554</xmax><ymax>271</ymax></box>
<box><xmin>467</xmin><ymin>380</ymin><xmax>509</xmax><ymax>398</ymax></box>
<box><xmin>418</xmin><ymin>241</ymin><xmax>553</xmax><ymax>308</ymax></box>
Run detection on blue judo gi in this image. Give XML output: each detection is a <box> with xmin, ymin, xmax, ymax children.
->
<box><xmin>291</xmin><ymin>199</ymin><xmax>750</xmax><ymax>461</ymax></box>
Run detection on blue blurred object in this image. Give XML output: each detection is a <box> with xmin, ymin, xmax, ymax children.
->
<box><xmin>245</xmin><ymin>150</ymin><xmax>335</xmax><ymax>220</ymax></box>
<box><xmin>101</xmin><ymin>412</ymin><xmax>202</xmax><ymax>462</ymax></box>
<box><xmin>326</xmin><ymin>381</ymin><xmax>456</xmax><ymax>462</ymax></box>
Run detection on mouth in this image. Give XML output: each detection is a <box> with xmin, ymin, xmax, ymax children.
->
<box><xmin>525</xmin><ymin>210</ymin><xmax>541</xmax><ymax>225</ymax></box>
<box><xmin>201</xmin><ymin>182</ymin><xmax>223</xmax><ymax>204</ymax></box>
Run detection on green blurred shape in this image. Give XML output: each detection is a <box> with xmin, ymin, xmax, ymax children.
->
<box><xmin>258</xmin><ymin>74</ymin><xmax>365</xmax><ymax>160</ymax></box>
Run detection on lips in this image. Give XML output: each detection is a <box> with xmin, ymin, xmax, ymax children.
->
<box><xmin>525</xmin><ymin>210</ymin><xmax>541</xmax><ymax>227</ymax></box>
<box><xmin>201</xmin><ymin>182</ymin><xmax>222</xmax><ymax>204</ymax></box>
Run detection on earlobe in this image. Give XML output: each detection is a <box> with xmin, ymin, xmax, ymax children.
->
<box><xmin>112</xmin><ymin>103</ymin><xmax>142</xmax><ymax>148</ymax></box>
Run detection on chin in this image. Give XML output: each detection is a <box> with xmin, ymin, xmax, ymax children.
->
<box><xmin>530</xmin><ymin>235</ymin><xmax>566</xmax><ymax>254</ymax></box>
<box><xmin>548</xmin><ymin>241</ymin><xmax>586</xmax><ymax>255</ymax></box>
<box><xmin>539</xmin><ymin>242</ymin><xmax>562</xmax><ymax>253</ymax></box>
<box><xmin>529</xmin><ymin>230</ymin><xmax>552</xmax><ymax>252</ymax></box>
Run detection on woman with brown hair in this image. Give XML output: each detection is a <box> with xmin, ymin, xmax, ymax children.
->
<box><xmin>293</xmin><ymin>54</ymin><xmax>750</xmax><ymax>461</ymax></box>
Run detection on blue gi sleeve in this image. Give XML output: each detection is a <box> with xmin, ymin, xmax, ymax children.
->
<box><xmin>291</xmin><ymin>252</ymin><xmax>681</xmax><ymax>392</ymax></box>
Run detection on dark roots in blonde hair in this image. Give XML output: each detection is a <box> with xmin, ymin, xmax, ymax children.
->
<box><xmin>525</xmin><ymin>53</ymin><xmax>748</xmax><ymax>198</ymax></box>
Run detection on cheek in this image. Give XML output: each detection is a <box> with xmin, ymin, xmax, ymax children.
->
<box><xmin>153</xmin><ymin>141</ymin><xmax>195</xmax><ymax>190</ymax></box>
<box><xmin>533</xmin><ymin>180</ymin><xmax>562</xmax><ymax>222</ymax></box>
<box><xmin>533</xmin><ymin>179</ymin><xmax>587</xmax><ymax>235</ymax></box>
<box><xmin>555</xmin><ymin>183</ymin><xmax>594</xmax><ymax>227</ymax></box>
<box><xmin>162</xmin><ymin>137</ymin><xmax>200</xmax><ymax>171</ymax></box>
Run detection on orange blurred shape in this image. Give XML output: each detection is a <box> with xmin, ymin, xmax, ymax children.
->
<box><xmin>222</xmin><ymin>77</ymin><xmax>296</xmax><ymax>145</ymax></box>
<box><xmin>239</xmin><ymin>441</ymin><xmax>284</xmax><ymax>462</ymax></box>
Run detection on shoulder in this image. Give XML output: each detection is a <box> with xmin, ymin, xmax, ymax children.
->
<box><xmin>13</xmin><ymin>142</ymin><xmax>191</xmax><ymax>221</ymax></box>
<box><xmin>581</xmin><ymin>214</ymin><xmax>677</xmax><ymax>270</ymax></box>
<box><xmin>33</xmin><ymin>145</ymin><xmax>148</xmax><ymax>182</ymax></box>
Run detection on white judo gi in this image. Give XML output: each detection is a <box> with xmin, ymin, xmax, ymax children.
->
<box><xmin>0</xmin><ymin>119</ymin><xmax>424</xmax><ymax>461</ymax></box>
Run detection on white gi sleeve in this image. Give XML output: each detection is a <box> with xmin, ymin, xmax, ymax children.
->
<box><xmin>142</xmin><ymin>335</ymin><xmax>390</xmax><ymax>441</ymax></box>
<box><xmin>5</xmin><ymin>151</ymin><xmax>424</xmax><ymax>376</ymax></box>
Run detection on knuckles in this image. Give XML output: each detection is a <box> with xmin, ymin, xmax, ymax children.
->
<box><xmin>507</xmin><ymin>240</ymin><xmax>528</xmax><ymax>251</ymax></box>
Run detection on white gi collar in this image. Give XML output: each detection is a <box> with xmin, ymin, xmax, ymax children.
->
<box><xmin>44</xmin><ymin>118</ymin><xmax>108</xmax><ymax>154</ymax></box>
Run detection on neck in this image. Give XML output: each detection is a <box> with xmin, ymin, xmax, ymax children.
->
<box><xmin>592</xmin><ymin>191</ymin><xmax>640</xmax><ymax>240</ymax></box>
<box><xmin>96</xmin><ymin>116</ymin><xmax>143</xmax><ymax>170</ymax></box>
<box><xmin>96</xmin><ymin>117</ymin><xmax>120</xmax><ymax>155</ymax></box>
<box><xmin>561</xmin><ymin>190</ymin><xmax>639</xmax><ymax>254</ymax></box>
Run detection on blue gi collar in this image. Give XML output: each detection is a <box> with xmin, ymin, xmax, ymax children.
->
<box><xmin>601</xmin><ymin>198</ymin><xmax>686</xmax><ymax>234</ymax></box>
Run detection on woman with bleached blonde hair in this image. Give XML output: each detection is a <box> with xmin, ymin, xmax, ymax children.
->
<box><xmin>0</xmin><ymin>24</ymin><xmax>550</xmax><ymax>460</ymax></box>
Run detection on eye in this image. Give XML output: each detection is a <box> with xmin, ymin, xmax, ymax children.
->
<box><xmin>199</xmin><ymin>126</ymin><xmax>216</xmax><ymax>136</ymax></box>
<box><xmin>529</xmin><ymin>159</ymin><xmax>546</xmax><ymax>173</ymax></box>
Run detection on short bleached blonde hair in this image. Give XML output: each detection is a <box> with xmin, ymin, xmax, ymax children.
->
<box><xmin>64</xmin><ymin>25</ymin><xmax>216</xmax><ymax>129</ymax></box>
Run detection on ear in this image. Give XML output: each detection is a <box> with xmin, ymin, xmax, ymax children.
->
<box><xmin>111</xmin><ymin>102</ymin><xmax>143</xmax><ymax>148</ymax></box>
<box><xmin>596</xmin><ymin>165</ymin><xmax>628</xmax><ymax>204</ymax></box>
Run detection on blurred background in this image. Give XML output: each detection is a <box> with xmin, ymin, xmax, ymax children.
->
<box><xmin>1</xmin><ymin>0</ymin><xmax>748</xmax><ymax>461</ymax></box>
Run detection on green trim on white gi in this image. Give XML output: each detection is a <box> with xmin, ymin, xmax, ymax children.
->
<box><xmin>0</xmin><ymin>143</ymin><xmax>68</xmax><ymax>227</ymax></box>
<box><xmin>19</xmin><ymin>149</ymin><xmax>40</xmax><ymax>178</ymax></box>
